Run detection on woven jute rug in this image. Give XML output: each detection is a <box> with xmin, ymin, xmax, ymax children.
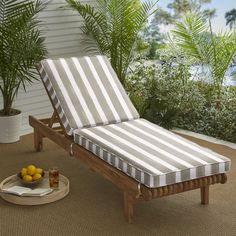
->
<box><xmin>0</xmin><ymin>134</ymin><xmax>235</xmax><ymax>236</ymax></box>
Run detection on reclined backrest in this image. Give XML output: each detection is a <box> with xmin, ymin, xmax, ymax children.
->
<box><xmin>38</xmin><ymin>55</ymin><xmax>139</xmax><ymax>135</ymax></box>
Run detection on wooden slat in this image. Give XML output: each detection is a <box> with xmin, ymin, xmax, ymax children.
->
<box><xmin>149</xmin><ymin>173</ymin><xmax>227</xmax><ymax>199</ymax></box>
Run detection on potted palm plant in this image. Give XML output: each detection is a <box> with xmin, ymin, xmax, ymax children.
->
<box><xmin>0</xmin><ymin>0</ymin><xmax>47</xmax><ymax>143</ymax></box>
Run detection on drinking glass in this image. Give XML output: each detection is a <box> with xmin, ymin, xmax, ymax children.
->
<box><xmin>49</xmin><ymin>167</ymin><xmax>59</xmax><ymax>189</ymax></box>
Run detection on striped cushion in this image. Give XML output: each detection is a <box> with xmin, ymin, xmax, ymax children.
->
<box><xmin>38</xmin><ymin>55</ymin><xmax>139</xmax><ymax>135</ymax></box>
<box><xmin>73</xmin><ymin>119</ymin><xmax>231</xmax><ymax>188</ymax></box>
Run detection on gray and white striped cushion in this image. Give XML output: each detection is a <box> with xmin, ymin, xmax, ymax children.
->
<box><xmin>38</xmin><ymin>55</ymin><xmax>139</xmax><ymax>134</ymax></box>
<box><xmin>73</xmin><ymin>119</ymin><xmax>231</xmax><ymax>188</ymax></box>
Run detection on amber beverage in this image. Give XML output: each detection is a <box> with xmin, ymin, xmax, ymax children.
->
<box><xmin>49</xmin><ymin>167</ymin><xmax>59</xmax><ymax>189</ymax></box>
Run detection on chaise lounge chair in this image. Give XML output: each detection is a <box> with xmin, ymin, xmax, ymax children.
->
<box><xmin>29</xmin><ymin>55</ymin><xmax>231</xmax><ymax>223</ymax></box>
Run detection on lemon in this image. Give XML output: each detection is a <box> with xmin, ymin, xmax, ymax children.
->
<box><xmin>32</xmin><ymin>173</ymin><xmax>42</xmax><ymax>181</ymax></box>
<box><xmin>27</xmin><ymin>165</ymin><xmax>36</xmax><ymax>176</ymax></box>
<box><xmin>23</xmin><ymin>175</ymin><xmax>33</xmax><ymax>182</ymax></box>
<box><xmin>21</xmin><ymin>168</ymin><xmax>27</xmax><ymax>177</ymax></box>
<box><xmin>35</xmin><ymin>168</ymin><xmax>43</xmax><ymax>175</ymax></box>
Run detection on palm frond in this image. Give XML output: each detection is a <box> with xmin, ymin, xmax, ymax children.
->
<box><xmin>172</xmin><ymin>13</ymin><xmax>209</xmax><ymax>62</ymax></box>
<box><xmin>66</xmin><ymin>0</ymin><xmax>158</xmax><ymax>84</ymax></box>
<box><xmin>0</xmin><ymin>0</ymin><xmax>47</xmax><ymax>115</ymax></box>
<box><xmin>210</xmin><ymin>32</ymin><xmax>236</xmax><ymax>86</ymax></box>
<box><xmin>171</xmin><ymin>12</ymin><xmax>236</xmax><ymax>100</ymax></box>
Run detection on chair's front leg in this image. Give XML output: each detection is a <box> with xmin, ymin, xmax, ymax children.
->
<box><xmin>34</xmin><ymin>129</ymin><xmax>43</xmax><ymax>152</ymax></box>
<box><xmin>123</xmin><ymin>191</ymin><xmax>135</xmax><ymax>224</ymax></box>
<box><xmin>200</xmin><ymin>185</ymin><xmax>209</xmax><ymax>204</ymax></box>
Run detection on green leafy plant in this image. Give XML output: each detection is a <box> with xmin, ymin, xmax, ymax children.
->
<box><xmin>127</xmin><ymin>60</ymin><xmax>236</xmax><ymax>142</ymax></box>
<box><xmin>125</xmin><ymin>61</ymin><xmax>156</xmax><ymax>117</ymax></box>
<box><xmin>171</xmin><ymin>13</ymin><xmax>236</xmax><ymax>103</ymax></box>
<box><xmin>66</xmin><ymin>0</ymin><xmax>158</xmax><ymax>84</ymax></box>
<box><xmin>0</xmin><ymin>0</ymin><xmax>47</xmax><ymax>116</ymax></box>
<box><xmin>177</xmin><ymin>85</ymin><xmax>236</xmax><ymax>142</ymax></box>
<box><xmin>126</xmin><ymin>60</ymin><xmax>203</xmax><ymax>129</ymax></box>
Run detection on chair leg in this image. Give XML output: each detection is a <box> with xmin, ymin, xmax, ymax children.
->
<box><xmin>34</xmin><ymin>129</ymin><xmax>43</xmax><ymax>152</ymax></box>
<box><xmin>123</xmin><ymin>191</ymin><xmax>134</xmax><ymax>224</ymax></box>
<box><xmin>201</xmin><ymin>185</ymin><xmax>209</xmax><ymax>205</ymax></box>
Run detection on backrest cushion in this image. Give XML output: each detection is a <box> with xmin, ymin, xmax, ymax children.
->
<box><xmin>38</xmin><ymin>55</ymin><xmax>139</xmax><ymax>135</ymax></box>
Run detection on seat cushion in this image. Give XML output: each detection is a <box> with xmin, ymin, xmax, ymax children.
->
<box><xmin>73</xmin><ymin>119</ymin><xmax>231</xmax><ymax>188</ymax></box>
<box><xmin>38</xmin><ymin>55</ymin><xmax>139</xmax><ymax>135</ymax></box>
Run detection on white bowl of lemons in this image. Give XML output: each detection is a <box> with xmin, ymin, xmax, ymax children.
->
<box><xmin>18</xmin><ymin>165</ymin><xmax>45</xmax><ymax>187</ymax></box>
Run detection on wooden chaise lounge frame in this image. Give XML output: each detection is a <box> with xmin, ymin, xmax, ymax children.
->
<box><xmin>29</xmin><ymin>111</ymin><xmax>227</xmax><ymax>223</ymax></box>
<box><xmin>29</xmin><ymin>70</ymin><xmax>227</xmax><ymax>223</ymax></box>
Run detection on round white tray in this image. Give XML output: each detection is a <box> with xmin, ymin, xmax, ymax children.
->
<box><xmin>0</xmin><ymin>172</ymin><xmax>69</xmax><ymax>205</ymax></box>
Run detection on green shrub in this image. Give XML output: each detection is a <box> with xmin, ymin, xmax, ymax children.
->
<box><xmin>126</xmin><ymin>60</ymin><xmax>205</xmax><ymax>128</ymax></box>
<box><xmin>126</xmin><ymin>60</ymin><xmax>236</xmax><ymax>142</ymax></box>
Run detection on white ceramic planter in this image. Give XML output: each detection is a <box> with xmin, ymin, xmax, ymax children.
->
<box><xmin>0</xmin><ymin>112</ymin><xmax>22</xmax><ymax>143</ymax></box>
